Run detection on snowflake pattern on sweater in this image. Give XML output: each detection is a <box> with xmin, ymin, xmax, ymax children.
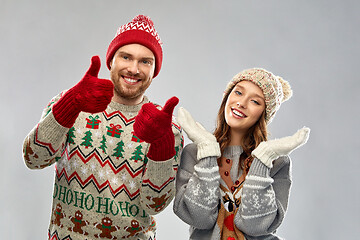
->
<box><xmin>23</xmin><ymin>93</ymin><xmax>183</xmax><ymax>240</ymax></box>
<box><xmin>173</xmin><ymin>144</ymin><xmax>291</xmax><ymax>240</ymax></box>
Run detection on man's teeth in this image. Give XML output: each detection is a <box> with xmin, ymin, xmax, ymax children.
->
<box><xmin>124</xmin><ymin>77</ymin><xmax>138</xmax><ymax>83</ymax></box>
<box><xmin>232</xmin><ymin>109</ymin><xmax>245</xmax><ymax>117</ymax></box>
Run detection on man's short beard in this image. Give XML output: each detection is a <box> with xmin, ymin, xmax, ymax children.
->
<box><xmin>114</xmin><ymin>85</ymin><xmax>144</xmax><ymax>100</ymax></box>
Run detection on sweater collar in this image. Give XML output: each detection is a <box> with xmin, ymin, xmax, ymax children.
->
<box><xmin>222</xmin><ymin>145</ymin><xmax>243</xmax><ymax>159</ymax></box>
<box><xmin>107</xmin><ymin>96</ymin><xmax>150</xmax><ymax>113</ymax></box>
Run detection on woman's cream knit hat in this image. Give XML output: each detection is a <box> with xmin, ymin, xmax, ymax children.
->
<box><xmin>224</xmin><ymin>68</ymin><xmax>292</xmax><ymax>123</ymax></box>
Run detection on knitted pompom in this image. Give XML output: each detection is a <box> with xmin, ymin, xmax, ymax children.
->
<box><xmin>278</xmin><ymin>76</ymin><xmax>292</xmax><ymax>102</ymax></box>
<box><xmin>132</xmin><ymin>15</ymin><xmax>154</xmax><ymax>27</ymax></box>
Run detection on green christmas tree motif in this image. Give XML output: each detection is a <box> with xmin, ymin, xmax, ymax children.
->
<box><xmin>99</xmin><ymin>135</ymin><xmax>107</xmax><ymax>154</ymax></box>
<box><xmin>112</xmin><ymin>140</ymin><xmax>125</xmax><ymax>159</ymax></box>
<box><xmin>80</xmin><ymin>130</ymin><xmax>93</xmax><ymax>149</ymax></box>
<box><xmin>67</xmin><ymin>127</ymin><xmax>76</xmax><ymax>144</ymax></box>
<box><xmin>130</xmin><ymin>145</ymin><xmax>144</xmax><ymax>163</ymax></box>
<box><xmin>174</xmin><ymin>146</ymin><xmax>180</xmax><ymax>162</ymax></box>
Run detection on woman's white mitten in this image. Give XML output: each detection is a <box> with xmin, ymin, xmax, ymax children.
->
<box><xmin>252</xmin><ymin>127</ymin><xmax>310</xmax><ymax>168</ymax></box>
<box><xmin>177</xmin><ymin>107</ymin><xmax>221</xmax><ymax>160</ymax></box>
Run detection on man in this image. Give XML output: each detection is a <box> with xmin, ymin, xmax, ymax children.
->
<box><xmin>23</xmin><ymin>15</ymin><xmax>183</xmax><ymax>239</ymax></box>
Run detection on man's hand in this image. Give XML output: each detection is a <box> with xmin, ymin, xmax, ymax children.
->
<box><xmin>133</xmin><ymin>97</ymin><xmax>179</xmax><ymax>161</ymax></box>
<box><xmin>53</xmin><ymin>56</ymin><xmax>114</xmax><ymax>128</ymax></box>
<box><xmin>134</xmin><ymin>96</ymin><xmax>178</xmax><ymax>143</ymax></box>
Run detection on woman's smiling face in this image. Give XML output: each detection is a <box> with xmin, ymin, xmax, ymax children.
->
<box><xmin>225</xmin><ymin>80</ymin><xmax>265</xmax><ymax>135</ymax></box>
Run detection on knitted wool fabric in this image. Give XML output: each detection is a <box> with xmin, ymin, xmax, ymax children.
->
<box><xmin>52</xmin><ymin>56</ymin><xmax>114</xmax><ymax>128</ymax></box>
<box><xmin>224</xmin><ymin>68</ymin><xmax>292</xmax><ymax>123</ymax></box>
<box><xmin>23</xmin><ymin>94</ymin><xmax>183</xmax><ymax>239</ymax></box>
<box><xmin>134</xmin><ymin>97</ymin><xmax>179</xmax><ymax>161</ymax></box>
<box><xmin>106</xmin><ymin>15</ymin><xmax>163</xmax><ymax>78</ymax></box>
<box><xmin>173</xmin><ymin>144</ymin><xmax>291</xmax><ymax>240</ymax></box>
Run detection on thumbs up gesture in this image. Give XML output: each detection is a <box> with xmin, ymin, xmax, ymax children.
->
<box><xmin>134</xmin><ymin>97</ymin><xmax>179</xmax><ymax>161</ymax></box>
<box><xmin>53</xmin><ymin>56</ymin><xmax>114</xmax><ymax>128</ymax></box>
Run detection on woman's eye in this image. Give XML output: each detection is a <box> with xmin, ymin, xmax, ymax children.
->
<box><xmin>252</xmin><ymin>100</ymin><xmax>260</xmax><ymax>105</ymax></box>
<box><xmin>235</xmin><ymin>90</ymin><xmax>242</xmax><ymax>96</ymax></box>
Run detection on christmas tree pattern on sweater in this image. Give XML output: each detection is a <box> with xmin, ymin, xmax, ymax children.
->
<box><xmin>23</xmin><ymin>94</ymin><xmax>183</xmax><ymax>240</ymax></box>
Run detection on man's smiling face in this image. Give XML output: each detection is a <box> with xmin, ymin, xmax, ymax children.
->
<box><xmin>110</xmin><ymin>43</ymin><xmax>155</xmax><ymax>105</ymax></box>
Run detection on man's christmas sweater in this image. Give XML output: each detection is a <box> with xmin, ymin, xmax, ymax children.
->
<box><xmin>23</xmin><ymin>93</ymin><xmax>183</xmax><ymax>240</ymax></box>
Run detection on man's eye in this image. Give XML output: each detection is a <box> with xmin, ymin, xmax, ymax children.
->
<box><xmin>142</xmin><ymin>60</ymin><xmax>152</xmax><ymax>65</ymax></box>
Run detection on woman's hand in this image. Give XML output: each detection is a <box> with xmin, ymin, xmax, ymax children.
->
<box><xmin>252</xmin><ymin>127</ymin><xmax>310</xmax><ymax>168</ymax></box>
<box><xmin>177</xmin><ymin>107</ymin><xmax>221</xmax><ymax>160</ymax></box>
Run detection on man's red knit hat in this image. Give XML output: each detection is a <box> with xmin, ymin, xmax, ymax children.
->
<box><xmin>106</xmin><ymin>15</ymin><xmax>163</xmax><ymax>78</ymax></box>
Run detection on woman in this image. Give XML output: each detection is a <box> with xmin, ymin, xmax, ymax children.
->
<box><xmin>173</xmin><ymin>68</ymin><xmax>310</xmax><ymax>240</ymax></box>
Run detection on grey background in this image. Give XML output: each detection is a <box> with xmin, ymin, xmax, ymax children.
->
<box><xmin>1</xmin><ymin>0</ymin><xmax>359</xmax><ymax>239</ymax></box>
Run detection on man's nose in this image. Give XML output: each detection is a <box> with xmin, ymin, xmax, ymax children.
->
<box><xmin>127</xmin><ymin>61</ymin><xmax>139</xmax><ymax>75</ymax></box>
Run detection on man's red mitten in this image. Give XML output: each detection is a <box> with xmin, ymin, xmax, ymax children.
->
<box><xmin>133</xmin><ymin>96</ymin><xmax>179</xmax><ymax>161</ymax></box>
<box><xmin>52</xmin><ymin>56</ymin><xmax>114</xmax><ymax>128</ymax></box>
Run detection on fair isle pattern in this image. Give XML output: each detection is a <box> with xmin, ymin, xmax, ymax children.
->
<box><xmin>34</xmin><ymin>123</ymin><xmax>60</xmax><ymax>156</ymax></box>
<box><xmin>103</xmin><ymin>110</ymin><xmax>136</xmax><ymax>126</ymax></box>
<box><xmin>24</xmin><ymin>93</ymin><xmax>182</xmax><ymax>239</ymax></box>
<box><xmin>55</xmin><ymin>147</ymin><xmax>144</xmax><ymax>199</ymax></box>
<box><xmin>241</xmin><ymin>164</ymin><xmax>278</xmax><ymax>220</ymax></box>
<box><xmin>142</xmin><ymin>175</ymin><xmax>175</xmax><ymax>193</ymax></box>
<box><xmin>55</xmin><ymin>145</ymin><xmax>177</xmax><ymax>199</ymax></box>
<box><xmin>102</xmin><ymin>108</ymin><xmax>182</xmax><ymax>131</ymax></box>
<box><xmin>116</xmin><ymin>19</ymin><xmax>162</xmax><ymax>45</ymax></box>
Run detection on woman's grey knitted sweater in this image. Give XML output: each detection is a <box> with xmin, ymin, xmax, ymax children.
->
<box><xmin>173</xmin><ymin>143</ymin><xmax>292</xmax><ymax>240</ymax></box>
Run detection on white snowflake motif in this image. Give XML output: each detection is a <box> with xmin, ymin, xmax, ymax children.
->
<box><xmin>251</xmin><ymin>193</ymin><xmax>261</xmax><ymax>210</ymax></box>
<box><xmin>108</xmin><ymin>139</ymin><xmax>115</xmax><ymax>146</ymax></box>
<box><xmin>65</xmin><ymin>162</ymin><xmax>72</xmax><ymax>173</ymax></box>
<box><xmin>208</xmin><ymin>187</ymin><xmax>218</xmax><ymax>200</ymax></box>
<box><xmin>81</xmin><ymin>167</ymin><xmax>88</xmax><ymax>175</ymax></box>
<box><xmin>98</xmin><ymin>170</ymin><xmax>106</xmax><ymax>180</ymax></box>
<box><xmin>203</xmin><ymin>192</ymin><xmax>214</xmax><ymax>205</ymax></box>
<box><xmin>264</xmin><ymin>189</ymin><xmax>276</xmax><ymax>208</ymax></box>
<box><xmin>120</xmin><ymin>173</ymin><xmax>127</xmax><ymax>182</ymax></box>
<box><xmin>127</xmin><ymin>142</ymin><xmax>133</xmax><ymax>149</ymax></box>
<box><xmin>94</xmin><ymin>131</ymin><xmax>101</xmax><ymax>138</ymax></box>
<box><xmin>111</xmin><ymin>177</ymin><xmax>119</xmax><ymax>185</ymax></box>
<box><xmin>128</xmin><ymin>180</ymin><xmax>137</xmax><ymax>190</ymax></box>
<box><xmin>241</xmin><ymin>193</ymin><xmax>248</xmax><ymax>210</ymax></box>
<box><xmin>76</xmin><ymin>129</ymin><xmax>82</xmax><ymax>135</ymax></box>
<box><xmin>72</xmin><ymin>160</ymin><xmax>79</xmax><ymax>169</ymax></box>
<box><xmin>106</xmin><ymin>169</ymin><xmax>112</xmax><ymax>176</ymax></box>
<box><xmin>89</xmin><ymin>162</ymin><xmax>96</xmax><ymax>172</ymax></box>
<box><xmin>192</xmin><ymin>183</ymin><xmax>201</xmax><ymax>196</ymax></box>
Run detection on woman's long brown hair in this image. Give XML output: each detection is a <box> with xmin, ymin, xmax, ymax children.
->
<box><xmin>213</xmin><ymin>83</ymin><xmax>268</xmax><ymax>173</ymax></box>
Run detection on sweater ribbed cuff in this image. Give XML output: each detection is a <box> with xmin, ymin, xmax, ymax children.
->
<box><xmin>247</xmin><ymin>158</ymin><xmax>271</xmax><ymax>177</ymax></box>
<box><xmin>147</xmin><ymin>130</ymin><xmax>175</xmax><ymax>161</ymax></box>
<box><xmin>197</xmin><ymin>141</ymin><xmax>221</xmax><ymax>160</ymax></box>
<box><xmin>52</xmin><ymin>90</ymin><xmax>81</xmax><ymax>128</ymax></box>
<box><xmin>251</xmin><ymin>142</ymin><xmax>278</xmax><ymax>168</ymax></box>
